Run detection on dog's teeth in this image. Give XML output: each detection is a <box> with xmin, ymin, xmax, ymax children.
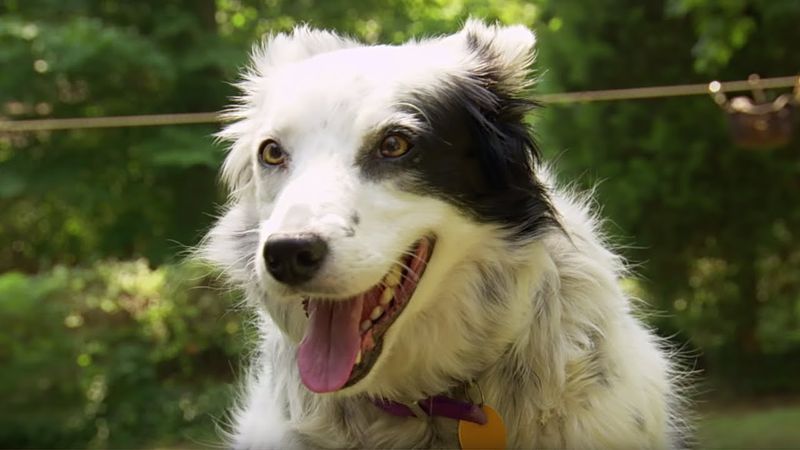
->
<box><xmin>370</xmin><ymin>306</ymin><xmax>384</xmax><ymax>321</ymax></box>
<box><xmin>355</xmin><ymin>350</ymin><xmax>362</xmax><ymax>364</ymax></box>
<box><xmin>360</xmin><ymin>320</ymin><xmax>372</xmax><ymax>332</ymax></box>
<box><xmin>380</xmin><ymin>287</ymin><xmax>394</xmax><ymax>305</ymax></box>
<box><xmin>385</xmin><ymin>265</ymin><xmax>402</xmax><ymax>287</ymax></box>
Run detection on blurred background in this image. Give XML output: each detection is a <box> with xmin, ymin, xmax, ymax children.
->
<box><xmin>1</xmin><ymin>0</ymin><xmax>799</xmax><ymax>448</ymax></box>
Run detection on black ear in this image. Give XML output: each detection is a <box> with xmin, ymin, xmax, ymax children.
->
<box><xmin>452</xmin><ymin>21</ymin><xmax>542</xmax><ymax>188</ymax></box>
<box><xmin>453</xmin><ymin>21</ymin><xmax>555</xmax><ymax>238</ymax></box>
<box><xmin>387</xmin><ymin>22</ymin><xmax>553</xmax><ymax>239</ymax></box>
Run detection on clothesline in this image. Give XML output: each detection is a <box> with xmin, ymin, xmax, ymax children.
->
<box><xmin>1</xmin><ymin>75</ymin><xmax>797</xmax><ymax>133</ymax></box>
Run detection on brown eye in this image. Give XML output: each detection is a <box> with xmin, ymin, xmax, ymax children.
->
<box><xmin>258</xmin><ymin>139</ymin><xmax>286</xmax><ymax>166</ymax></box>
<box><xmin>379</xmin><ymin>134</ymin><xmax>412</xmax><ymax>158</ymax></box>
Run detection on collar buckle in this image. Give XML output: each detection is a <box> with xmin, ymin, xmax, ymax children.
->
<box><xmin>464</xmin><ymin>380</ymin><xmax>485</xmax><ymax>406</ymax></box>
<box><xmin>400</xmin><ymin>400</ymin><xmax>430</xmax><ymax>420</ymax></box>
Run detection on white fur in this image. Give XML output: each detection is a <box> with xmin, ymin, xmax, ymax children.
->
<box><xmin>201</xmin><ymin>20</ymin><xmax>687</xmax><ymax>449</ymax></box>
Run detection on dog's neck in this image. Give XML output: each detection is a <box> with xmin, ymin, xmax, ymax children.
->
<box><xmin>360</xmin><ymin>241</ymin><xmax>561</xmax><ymax>415</ymax></box>
<box><xmin>369</xmin><ymin>230</ymin><xmax>624</xmax><ymax>423</ymax></box>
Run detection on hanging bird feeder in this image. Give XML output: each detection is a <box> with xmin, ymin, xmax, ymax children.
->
<box><xmin>709</xmin><ymin>75</ymin><xmax>799</xmax><ymax>150</ymax></box>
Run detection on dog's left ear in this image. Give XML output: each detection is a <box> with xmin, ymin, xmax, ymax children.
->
<box><xmin>456</xmin><ymin>19</ymin><xmax>536</xmax><ymax>95</ymax></box>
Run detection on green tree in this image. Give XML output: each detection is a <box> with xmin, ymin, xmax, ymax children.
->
<box><xmin>0</xmin><ymin>0</ymin><xmax>244</xmax><ymax>270</ymax></box>
<box><xmin>534</xmin><ymin>0</ymin><xmax>800</xmax><ymax>387</ymax></box>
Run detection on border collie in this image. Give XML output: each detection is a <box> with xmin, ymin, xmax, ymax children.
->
<box><xmin>201</xmin><ymin>20</ymin><xmax>687</xmax><ymax>449</ymax></box>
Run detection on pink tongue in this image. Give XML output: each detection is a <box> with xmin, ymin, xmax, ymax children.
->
<box><xmin>297</xmin><ymin>296</ymin><xmax>363</xmax><ymax>393</ymax></box>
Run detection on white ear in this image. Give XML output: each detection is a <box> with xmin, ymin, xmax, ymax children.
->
<box><xmin>219</xmin><ymin>25</ymin><xmax>359</xmax><ymax>139</ymax></box>
<box><xmin>459</xmin><ymin>19</ymin><xmax>537</xmax><ymax>92</ymax></box>
<box><xmin>250</xmin><ymin>25</ymin><xmax>360</xmax><ymax>73</ymax></box>
<box><xmin>218</xmin><ymin>26</ymin><xmax>359</xmax><ymax>193</ymax></box>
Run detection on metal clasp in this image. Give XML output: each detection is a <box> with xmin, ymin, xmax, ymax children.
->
<box><xmin>401</xmin><ymin>400</ymin><xmax>430</xmax><ymax>420</ymax></box>
<box><xmin>464</xmin><ymin>380</ymin><xmax>485</xmax><ymax>407</ymax></box>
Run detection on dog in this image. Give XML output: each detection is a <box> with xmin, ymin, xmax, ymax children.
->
<box><xmin>200</xmin><ymin>20</ymin><xmax>688</xmax><ymax>449</ymax></box>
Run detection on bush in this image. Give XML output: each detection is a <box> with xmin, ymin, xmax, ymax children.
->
<box><xmin>0</xmin><ymin>260</ymin><xmax>253</xmax><ymax>448</ymax></box>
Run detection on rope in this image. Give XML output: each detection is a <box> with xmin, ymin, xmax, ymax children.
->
<box><xmin>1</xmin><ymin>75</ymin><xmax>797</xmax><ymax>133</ymax></box>
<box><xmin>535</xmin><ymin>75</ymin><xmax>797</xmax><ymax>104</ymax></box>
<box><xmin>0</xmin><ymin>112</ymin><xmax>221</xmax><ymax>132</ymax></box>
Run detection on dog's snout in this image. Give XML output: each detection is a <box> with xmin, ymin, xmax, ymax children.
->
<box><xmin>264</xmin><ymin>233</ymin><xmax>329</xmax><ymax>285</ymax></box>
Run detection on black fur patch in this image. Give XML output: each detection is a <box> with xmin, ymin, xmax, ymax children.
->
<box><xmin>358</xmin><ymin>71</ymin><xmax>557</xmax><ymax>240</ymax></box>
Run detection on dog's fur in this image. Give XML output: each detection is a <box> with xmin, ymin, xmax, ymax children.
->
<box><xmin>200</xmin><ymin>20</ymin><xmax>687</xmax><ymax>449</ymax></box>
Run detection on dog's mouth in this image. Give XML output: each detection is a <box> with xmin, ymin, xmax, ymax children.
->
<box><xmin>297</xmin><ymin>236</ymin><xmax>435</xmax><ymax>393</ymax></box>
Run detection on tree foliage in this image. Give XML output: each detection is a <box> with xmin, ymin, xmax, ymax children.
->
<box><xmin>0</xmin><ymin>0</ymin><xmax>241</xmax><ymax>270</ymax></box>
<box><xmin>534</xmin><ymin>0</ymin><xmax>800</xmax><ymax>382</ymax></box>
<box><xmin>0</xmin><ymin>261</ymin><xmax>251</xmax><ymax>447</ymax></box>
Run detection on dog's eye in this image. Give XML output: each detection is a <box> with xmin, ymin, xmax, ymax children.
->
<box><xmin>258</xmin><ymin>140</ymin><xmax>287</xmax><ymax>166</ymax></box>
<box><xmin>379</xmin><ymin>134</ymin><xmax>413</xmax><ymax>158</ymax></box>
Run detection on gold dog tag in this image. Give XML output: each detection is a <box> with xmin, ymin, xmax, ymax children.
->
<box><xmin>458</xmin><ymin>404</ymin><xmax>507</xmax><ymax>450</ymax></box>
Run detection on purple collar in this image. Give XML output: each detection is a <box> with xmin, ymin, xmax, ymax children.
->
<box><xmin>373</xmin><ymin>394</ymin><xmax>487</xmax><ymax>425</ymax></box>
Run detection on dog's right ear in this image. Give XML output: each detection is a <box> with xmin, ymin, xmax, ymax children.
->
<box><xmin>223</xmin><ymin>26</ymin><xmax>359</xmax><ymax>123</ymax></box>
<box><xmin>250</xmin><ymin>25</ymin><xmax>360</xmax><ymax>73</ymax></box>
<box><xmin>217</xmin><ymin>27</ymin><xmax>358</xmax><ymax>193</ymax></box>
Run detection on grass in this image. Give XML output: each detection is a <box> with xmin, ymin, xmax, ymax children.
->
<box><xmin>698</xmin><ymin>403</ymin><xmax>800</xmax><ymax>449</ymax></box>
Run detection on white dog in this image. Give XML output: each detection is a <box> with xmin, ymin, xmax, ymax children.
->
<box><xmin>201</xmin><ymin>20</ymin><xmax>688</xmax><ymax>449</ymax></box>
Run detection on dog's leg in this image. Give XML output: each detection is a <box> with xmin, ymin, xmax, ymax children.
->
<box><xmin>227</xmin><ymin>321</ymin><xmax>322</xmax><ymax>450</ymax></box>
<box><xmin>558</xmin><ymin>320</ymin><xmax>677</xmax><ymax>449</ymax></box>
<box><xmin>230</xmin><ymin>370</ymin><xmax>300</xmax><ymax>450</ymax></box>
<box><xmin>230</xmin><ymin>321</ymin><xmax>353</xmax><ymax>450</ymax></box>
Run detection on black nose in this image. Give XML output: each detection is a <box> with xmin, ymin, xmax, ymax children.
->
<box><xmin>264</xmin><ymin>233</ymin><xmax>329</xmax><ymax>285</ymax></box>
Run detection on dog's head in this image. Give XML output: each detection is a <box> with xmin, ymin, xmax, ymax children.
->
<box><xmin>204</xmin><ymin>20</ymin><xmax>556</xmax><ymax>398</ymax></box>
